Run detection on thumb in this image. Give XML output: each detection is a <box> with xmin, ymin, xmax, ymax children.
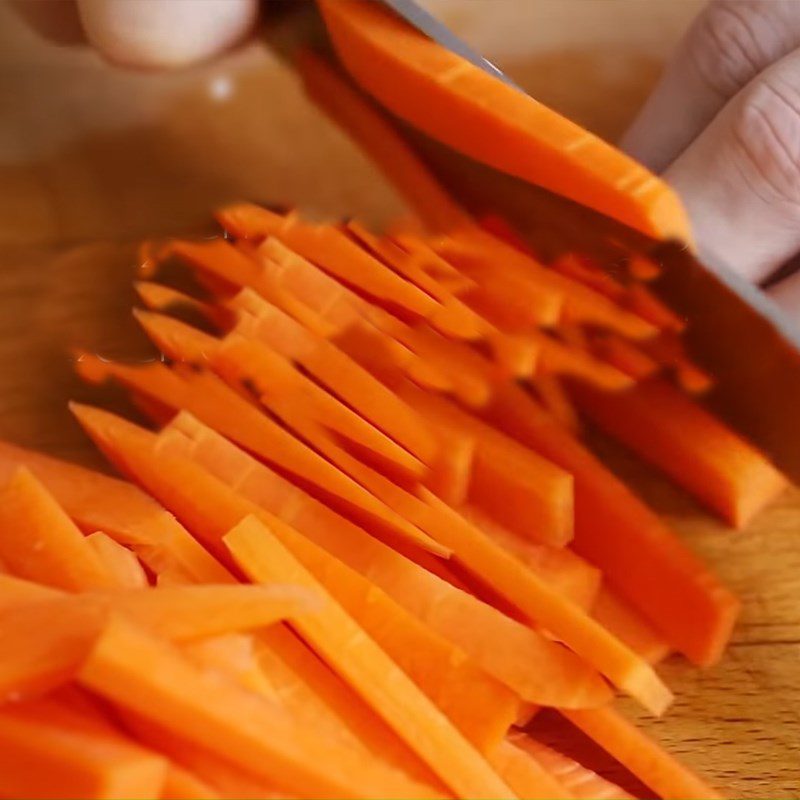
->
<box><xmin>76</xmin><ymin>0</ymin><xmax>259</xmax><ymax>69</ymax></box>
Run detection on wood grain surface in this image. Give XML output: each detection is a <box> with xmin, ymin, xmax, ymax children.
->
<box><xmin>0</xmin><ymin>2</ymin><xmax>798</xmax><ymax>797</ymax></box>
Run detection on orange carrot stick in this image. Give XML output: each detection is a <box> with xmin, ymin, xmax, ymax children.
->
<box><xmin>590</xmin><ymin>333</ymin><xmax>659</xmax><ymax>380</ymax></box>
<box><xmin>531</xmin><ymin>372</ymin><xmax>581</xmax><ymax>433</ymax></box>
<box><xmin>161</xmin><ymin>764</ymin><xmax>220</xmax><ymax>800</ymax></box>
<box><xmin>489</xmin><ymin>739</ymin><xmax>572</xmax><ymax>800</ymax></box>
<box><xmin>571</xmin><ymin>378</ymin><xmax>788</xmax><ymax>528</ymax></box>
<box><xmin>562</xmin><ymin>706</ymin><xmax>723</xmax><ymax>800</ymax></box>
<box><xmin>85</xmin><ymin>532</ymin><xmax>148</xmax><ymax>589</ymax></box>
<box><xmin>134</xmin><ymin>281</ymin><xmax>231</xmax><ymax>330</ymax></box>
<box><xmin>483</xmin><ymin>381</ymin><xmax>740</xmax><ymax>667</ymax></box>
<box><xmin>225</xmin><ymin>515</ymin><xmax>515</xmax><ymax>800</ymax></box>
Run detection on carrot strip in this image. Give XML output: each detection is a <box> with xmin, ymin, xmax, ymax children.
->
<box><xmin>0</xmin><ymin>439</ymin><xmax>231</xmax><ymax>585</ymax></box>
<box><xmin>624</xmin><ymin>284</ymin><xmax>687</xmax><ymax>333</ymax></box>
<box><xmin>80</xmin><ymin>616</ymin><xmax>438</xmax><ymax>800</ymax></box>
<box><xmin>489</xmin><ymin>739</ymin><xmax>572</xmax><ymax>800</ymax></box>
<box><xmin>0</xmin><ymin>696</ymin><xmax>168</xmax><ymax>800</ymax></box>
<box><xmin>510</xmin><ymin>735</ymin><xmax>634</xmax><ymax>800</ymax></box>
<box><xmin>483</xmin><ymin>381</ymin><xmax>741</xmax><ymax>667</ymax></box>
<box><xmin>161</xmin><ymin>764</ymin><xmax>220</xmax><ymax>800</ymax></box>
<box><xmin>297</xmin><ymin>49</ymin><xmax>470</xmax><ymax>232</ymax></box>
<box><xmin>591</xmin><ymin>586</ymin><xmax>672</xmax><ymax>665</ymax></box>
<box><xmin>571</xmin><ymin>378</ymin><xmax>788</xmax><ymax>528</ymax></box>
<box><xmin>590</xmin><ymin>333</ymin><xmax>659</xmax><ymax>380</ymax></box>
<box><xmin>562</xmin><ymin>706</ymin><xmax>723</xmax><ymax>800</ymax></box>
<box><xmin>531</xmin><ymin>372</ymin><xmax>581</xmax><ymax>433</ymax></box>
<box><xmin>0</xmin><ymin>468</ymin><xmax>114</xmax><ymax>591</ymax></box>
<box><xmin>318</xmin><ymin>0</ymin><xmax>692</xmax><ymax>242</ymax></box>
<box><xmin>86</xmin><ymin>532</ymin><xmax>148</xmax><ymax>589</ymax></box>
<box><xmin>134</xmin><ymin>281</ymin><xmax>231</xmax><ymax>330</ymax></box>
<box><xmin>551</xmin><ymin>253</ymin><xmax>627</xmax><ymax>301</ymax></box>
<box><xmin>425</xmin><ymin>424</ymin><xmax>475</xmax><ymax>505</ymax></box>
<box><xmin>225</xmin><ymin>515</ymin><xmax>515</xmax><ymax>800</ymax></box>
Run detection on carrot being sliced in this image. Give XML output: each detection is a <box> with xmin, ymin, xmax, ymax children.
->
<box><xmin>318</xmin><ymin>0</ymin><xmax>692</xmax><ymax>242</ymax></box>
<box><xmin>0</xmin><ymin>468</ymin><xmax>114</xmax><ymax>591</ymax></box>
<box><xmin>489</xmin><ymin>739</ymin><xmax>572</xmax><ymax>800</ymax></box>
<box><xmin>562</xmin><ymin>706</ymin><xmax>723</xmax><ymax>800</ymax></box>
<box><xmin>86</xmin><ymin>532</ymin><xmax>148</xmax><ymax>589</ymax></box>
<box><xmin>163</xmin><ymin>411</ymin><xmax>612</xmax><ymax>711</ymax></box>
<box><xmin>0</xmin><ymin>696</ymin><xmax>168</xmax><ymax>800</ymax></box>
<box><xmin>161</xmin><ymin>764</ymin><xmax>220</xmax><ymax>800</ymax></box>
<box><xmin>224</xmin><ymin>515</ymin><xmax>515</xmax><ymax>800</ymax></box>
<box><xmin>0</xmin><ymin>439</ymin><xmax>232</xmax><ymax>585</ymax></box>
<box><xmin>482</xmin><ymin>381</ymin><xmax>740</xmax><ymax>666</ymax></box>
<box><xmin>591</xmin><ymin>585</ymin><xmax>672</xmax><ymax>665</ymax></box>
<box><xmin>297</xmin><ymin>49</ymin><xmax>470</xmax><ymax>233</ymax></box>
<box><xmin>79</xmin><ymin>616</ymin><xmax>439</xmax><ymax>800</ymax></box>
<box><xmin>570</xmin><ymin>378</ymin><xmax>788</xmax><ymax>528</ymax></box>
<box><xmin>510</xmin><ymin>734</ymin><xmax>634</xmax><ymax>800</ymax></box>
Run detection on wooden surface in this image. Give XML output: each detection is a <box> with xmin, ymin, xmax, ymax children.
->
<box><xmin>1</xmin><ymin>2</ymin><xmax>798</xmax><ymax>797</ymax></box>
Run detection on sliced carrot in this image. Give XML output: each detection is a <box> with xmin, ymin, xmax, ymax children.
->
<box><xmin>161</xmin><ymin>764</ymin><xmax>220</xmax><ymax>800</ymax></box>
<box><xmin>79</xmin><ymin>615</ymin><xmax>438</xmax><ymax>800</ymax></box>
<box><xmin>591</xmin><ymin>586</ymin><xmax>672</xmax><ymax>665</ymax></box>
<box><xmin>590</xmin><ymin>333</ymin><xmax>659</xmax><ymax>380</ymax></box>
<box><xmin>551</xmin><ymin>253</ymin><xmax>627</xmax><ymax>301</ymax></box>
<box><xmin>628</xmin><ymin>252</ymin><xmax>662</xmax><ymax>281</ymax></box>
<box><xmin>562</xmin><ymin>706</ymin><xmax>723</xmax><ymax>800</ymax></box>
<box><xmin>0</xmin><ymin>438</ymin><xmax>231</xmax><ymax>585</ymax></box>
<box><xmin>624</xmin><ymin>284</ymin><xmax>687</xmax><ymax>333</ymax></box>
<box><xmin>225</xmin><ymin>515</ymin><xmax>515</xmax><ymax>800</ymax></box>
<box><xmin>134</xmin><ymin>281</ymin><xmax>231</xmax><ymax>330</ymax></box>
<box><xmin>86</xmin><ymin>532</ymin><xmax>148</xmax><ymax>589</ymax></box>
<box><xmin>483</xmin><ymin>381</ymin><xmax>740</xmax><ymax>667</ymax></box>
<box><xmin>531</xmin><ymin>372</ymin><xmax>581</xmax><ymax>433</ymax></box>
<box><xmin>424</xmin><ymin>424</ymin><xmax>475</xmax><ymax>506</ymax></box>
<box><xmin>297</xmin><ymin>49</ymin><xmax>470</xmax><ymax>233</ymax></box>
<box><xmin>0</xmin><ymin>696</ymin><xmax>168</xmax><ymax>800</ymax></box>
<box><xmin>510</xmin><ymin>734</ymin><xmax>634</xmax><ymax>800</ymax></box>
<box><xmin>0</xmin><ymin>574</ymin><xmax>61</xmax><ymax>610</ymax></box>
<box><xmin>318</xmin><ymin>0</ymin><xmax>692</xmax><ymax>242</ymax></box>
<box><xmin>489</xmin><ymin>739</ymin><xmax>572</xmax><ymax>800</ymax></box>
<box><xmin>570</xmin><ymin>378</ymin><xmax>788</xmax><ymax>528</ymax></box>
<box><xmin>0</xmin><ymin>468</ymin><xmax>114</xmax><ymax>591</ymax></box>
<box><xmin>162</xmin><ymin>411</ymin><xmax>612</xmax><ymax>711</ymax></box>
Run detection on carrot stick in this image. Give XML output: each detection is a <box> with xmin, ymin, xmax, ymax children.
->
<box><xmin>318</xmin><ymin>0</ymin><xmax>692</xmax><ymax>242</ymax></box>
<box><xmin>0</xmin><ymin>696</ymin><xmax>168</xmax><ymax>800</ymax></box>
<box><xmin>551</xmin><ymin>253</ymin><xmax>627</xmax><ymax>301</ymax></box>
<box><xmin>570</xmin><ymin>378</ymin><xmax>788</xmax><ymax>528</ymax></box>
<box><xmin>483</xmin><ymin>381</ymin><xmax>740</xmax><ymax>667</ymax></box>
<box><xmin>488</xmin><ymin>739</ymin><xmax>572</xmax><ymax>800</ymax></box>
<box><xmin>225</xmin><ymin>515</ymin><xmax>515</xmax><ymax>800</ymax></box>
<box><xmin>562</xmin><ymin>706</ymin><xmax>723</xmax><ymax>800</ymax></box>
<box><xmin>163</xmin><ymin>411</ymin><xmax>612</xmax><ymax>711</ymax></box>
<box><xmin>425</xmin><ymin>424</ymin><xmax>474</xmax><ymax>505</ymax></box>
<box><xmin>134</xmin><ymin>281</ymin><xmax>231</xmax><ymax>330</ymax></box>
<box><xmin>624</xmin><ymin>284</ymin><xmax>687</xmax><ymax>333</ymax></box>
<box><xmin>531</xmin><ymin>372</ymin><xmax>581</xmax><ymax>433</ymax></box>
<box><xmin>590</xmin><ymin>333</ymin><xmax>659</xmax><ymax>380</ymax></box>
<box><xmin>591</xmin><ymin>586</ymin><xmax>671</xmax><ymax>665</ymax></box>
<box><xmin>161</xmin><ymin>764</ymin><xmax>220</xmax><ymax>800</ymax></box>
<box><xmin>86</xmin><ymin>532</ymin><xmax>148</xmax><ymax>589</ymax></box>
<box><xmin>0</xmin><ymin>468</ymin><xmax>114</xmax><ymax>591</ymax></box>
<box><xmin>297</xmin><ymin>49</ymin><xmax>470</xmax><ymax>233</ymax></box>
<box><xmin>79</xmin><ymin>615</ymin><xmax>439</xmax><ymax>800</ymax></box>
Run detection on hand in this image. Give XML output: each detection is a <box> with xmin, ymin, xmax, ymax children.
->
<box><xmin>621</xmin><ymin>0</ymin><xmax>800</xmax><ymax>317</ymax></box>
<box><xmin>16</xmin><ymin>0</ymin><xmax>259</xmax><ymax>69</ymax></box>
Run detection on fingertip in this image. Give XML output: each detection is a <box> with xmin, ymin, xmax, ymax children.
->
<box><xmin>76</xmin><ymin>0</ymin><xmax>259</xmax><ymax>69</ymax></box>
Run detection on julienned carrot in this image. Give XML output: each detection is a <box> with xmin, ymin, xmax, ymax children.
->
<box><xmin>590</xmin><ymin>333</ymin><xmax>659</xmax><ymax>380</ymax></box>
<box><xmin>164</xmin><ymin>410</ymin><xmax>611</xmax><ymax>711</ymax></box>
<box><xmin>74</xmin><ymin>354</ymin><xmax>445</xmax><ymax>558</ymax></box>
<box><xmin>562</xmin><ymin>706</ymin><xmax>723</xmax><ymax>800</ymax></box>
<box><xmin>0</xmin><ymin>468</ymin><xmax>114</xmax><ymax>591</ymax></box>
<box><xmin>425</xmin><ymin>424</ymin><xmax>474</xmax><ymax>505</ymax></box>
<box><xmin>531</xmin><ymin>372</ymin><xmax>581</xmax><ymax>434</ymax></box>
<box><xmin>460</xmin><ymin>506</ymin><xmax>602</xmax><ymax>611</ymax></box>
<box><xmin>624</xmin><ymin>284</ymin><xmax>687</xmax><ymax>333</ymax></box>
<box><xmin>134</xmin><ymin>281</ymin><xmax>231</xmax><ymax>330</ymax></box>
<box><xmin>318</xmin><ymin>0</ymin><xmax>691</xmax><ymax>242</ymax></box>
<box><xmin>85</xmin><ymin>532</ymin><xmax>148</xmax><ymax>589</ymax></box>
<box><xmin>0</xmin><ymin>696</ymin><xmax>168</xmax><ymax>800</ymax></box>
<box><xmin>510</xmin><ymin>734</ymin><xmax>634</xmax><ymax>800</ymax></box>
<box><xmin>488</xmin><ymin>739</ymin><xmax>572</xmax><ymax>800</ymax></box>
<box><xmin>591</xmin><ymin>586</ymin><xmax>671</xmax><ymax>665</ymax></box>
<box><xmin>79</xmin><ymin>616</ymin><xmax>439</xmax><ymax>800</ymax></box>
<box><xmin>161</xmin><ymin>764</ymin><xmax>220</xmax><ymax>800</ymax></box>
<box><xmin>484</xmin><ymin>381</ymin><xmax>740</xmax><ymax>667</ymax></box>
<box><xmin>297</xmin><ymin>49</ymin><xmax>470</xmax><ymax>233</ymax></box>
<box><xmin>570</xmin><ymin>378</ymin><xmax>788</xmax><ymax>528</ymax></box>
<box><xmin>0</xmin><ymin>574</ymin><xmax>60</xmax><ymax>610</ymax></box>
<box><xmin>224</xmin><ymin>515</ymin><xmax>515</xmax><ymax>800</ymax></box>
<box><xmin>0</xmin><ymin>439</ymin><xmax>232</xmax><ymax>585</ymax></box>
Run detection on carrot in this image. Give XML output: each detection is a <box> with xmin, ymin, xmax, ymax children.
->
<box><xmin>161</xmin><ymin>764</ymin><xmax>220</xmax><ymax>800</ymax></box>
<box><xmin>643</xmin><ymin>333</ymin><xmax>714</xmax><ymax>394</ymax></box>
<box><xmin>424</xmin><ymin>424</ymin><xmax>475</xmax><ymax>505</ymax></box>
<box><xmin>591</xmin><ymin>586</ymin><xmax>672</xmax><ymax>665</ymax></box>
<box><xmin>0</xmin><ymin>439</ymin><xmax>232</xmax><ymax>585</ymax></box>
<box><xmin>86</xmin><ymin>532</ymin><xmax>148</xmax><ymax>589</ymax></box>
<box><xmin>590</xmin><ymin>333</ymin><xmax>659</xmax><ymax>380</ymax></box>
<box><xmin>510</xmin><ymin>734</ymin><xmax>634</xmax><ymax>800</ymax></box>
<box><xmin>478</xmin><ymin>213</ymin><xmax>536</xmax><ymax>256</ymax></box>
<box><xmin>531</xmin><ymin>372</ymin><xmax>581</xmax><ymax>433</ymax></box>
<box><xmin>483</xmin><ymin>381</ymin><xmax>740</xmax><ymax>667</ymax></box>
<box><xmin>624</xmin><ymin>284</ymin><xmax>687</xmax><ymax>333</ymax></box>
<box><xmin>134</xmin><ymin>281</ymin><xmax>231</xmax><ymax>330</ymax></box>
<box><xmin>318</xmin><ymin>0</ymin><xmax>692</xmax><ymax>242</ymax></box>
<box><xmin>570</xmin><ymin>378</ymin><xmax>788</xmax><ymax>528</ymax></box>
<box><xmin>0</xmin><ymin>696</ymin><xmax>168</xmax><ymax>800</ymax></box>
<box><xmin>488</xmin><ymin>739</ymin><xmax>572</xmax><ymax>800</ymax></box>
<box><xmin>79</xmin><ymin>615</ymin><xmax>439</xmax><ymax>800</ymax></box>
<box><xmin>158</xmin><ymin>412</ymin><xmax>613</xmax><ymax>711</ymax></box>
<box><xmin>562</xmin><ymin>706</ymin><xmax>723</xmax><ymax>800</ymax></box>
<box><xmin>551</xmin><ymin>253</ymin><xmax>627</xmax><ymax>302</ymax></box>
<box><xmin>297</xmin><ymin>49</ymin><xmax>470</xmax><ymax>233</ymax></box>
<box><xmin>0</xmin><ymin>468</ymin><xmax>114</xmax><ymax>591</ymax></box>
<box><xmin>225</xmin><ymin>515</ymin><xmax>515</xmax><ymax>800</ymax></box>
<box><xmin>0</xmin><ymin>574</ymin><xmax>61</xmax><ymax>610</ymax></box>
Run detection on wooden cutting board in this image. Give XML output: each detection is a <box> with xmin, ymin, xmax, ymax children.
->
<box><xmin>0</xmin><ymin>2</ymin><xmax>798</xmax><ymax>796</ymax></box>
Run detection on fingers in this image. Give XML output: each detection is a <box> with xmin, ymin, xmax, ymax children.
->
<box><xmin>621</xmin><ymin>0</ymin><xmax>800</xmax><ymax>172</ymax></box>
<box><xmin>75</xmin><ymin>0</ymin><xmax>259</xmax><ymax>68</ymax></box>
<box><xmin>664</xmin><ymin>47</ymin><xmax>800</xmax><ymax>284</ymax></box>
